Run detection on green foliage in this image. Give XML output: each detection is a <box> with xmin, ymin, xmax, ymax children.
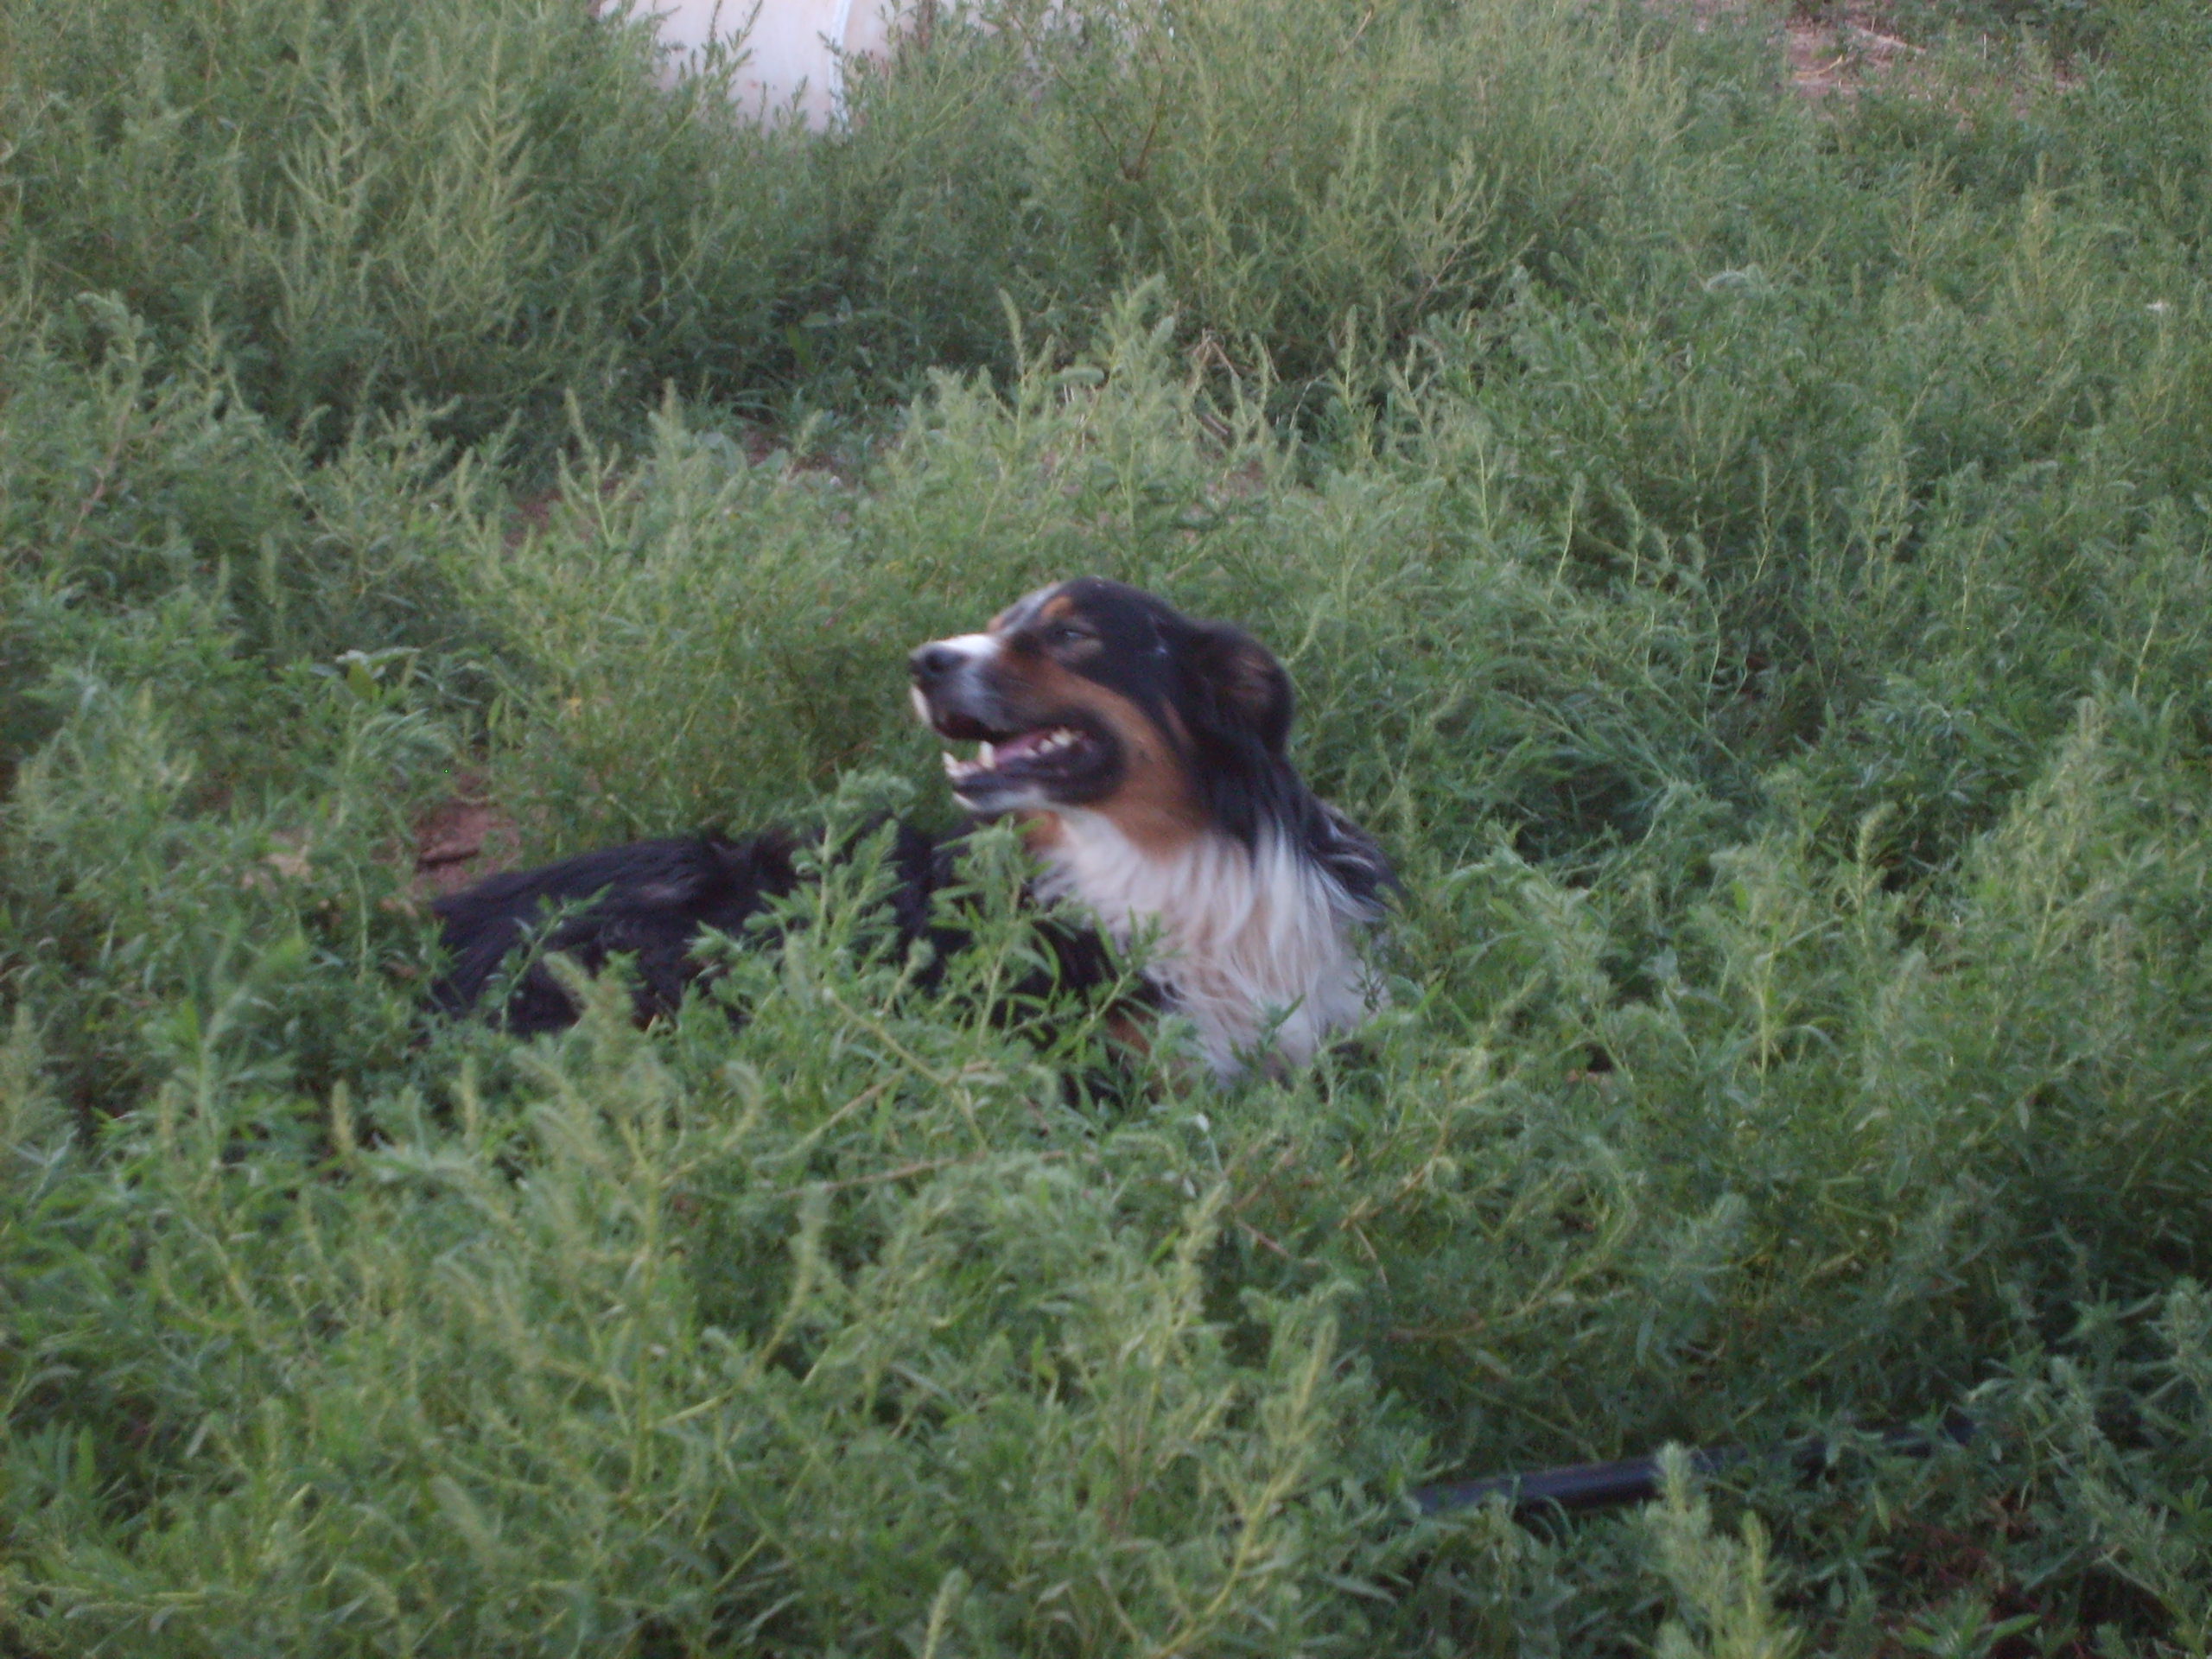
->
<box><xmin>1879</xmin><ymin>0</ymin><xmax>2117</xmax><ymax>60</ymax></box>
<box><xmin>845</xmin><ymin>0</ymin><xmax>1681</xmax><ymax>395</ymax></box>
<box><xmin>0</xmin><ymin>0</ymin><xmax>810</xmax><ymax>449</ymax></box>
<box><xmin>0</xmin><ymin>975</ymin><xmax>1393</xmax><ymax>1654</ymax></box>
<box><xmin>1645</xmin><ymin>1447</ymin><xmax>1802</xmax><ymax>1659</ymax></box>
<box><xmin>0</xmin><ymin>0</ymin><xmax>1684</xmax><ymax>442</ymax></box>
<box><xmin>5</xmin><ymin>0</ymin><xmax>2212</xmax><ymax>1649</ymax></box>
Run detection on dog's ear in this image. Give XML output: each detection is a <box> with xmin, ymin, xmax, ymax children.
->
<box><xmin>1190</xmin><ymin>624</ymin><xmax>1294</xmax><ymax>755</ymax></box>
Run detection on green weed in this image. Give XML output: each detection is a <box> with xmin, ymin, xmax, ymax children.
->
<box><xmin>4</xmin><ymin>0</ymin><xmax>2212</xmax><ymax>1649</ymax></box>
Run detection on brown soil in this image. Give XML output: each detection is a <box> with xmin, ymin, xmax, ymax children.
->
<box><xmin>1783</xmin><ymin>10</ymin><xmax>1925</xmax><ymax>98</ymax></box>
<box><xmin>1673</xmin><ymin>1</ymin><xmax>2070</xmax><ymax>103</ymax></box>
<box><xmin>413</xmin><ymin>782</ymin><xmax>520</xmax><ymax>897</ymax></box>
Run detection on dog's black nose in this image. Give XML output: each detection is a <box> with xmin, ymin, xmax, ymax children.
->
<box><xmin>910</xmin><ymin>643</ymin><xmax>962</xmax><ymax>685</ymax></box>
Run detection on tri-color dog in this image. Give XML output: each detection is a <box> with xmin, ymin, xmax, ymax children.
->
<box><xmin>431</xmin><ymin>579</ymin><xmax>1394</xmax><ymax>1077</ymax></box>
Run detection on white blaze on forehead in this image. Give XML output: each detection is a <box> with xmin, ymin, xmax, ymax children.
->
<box><xmin>994</xmin><ymin>585</ymin><xmax>1065</xmax><ymax>633</ymax></box>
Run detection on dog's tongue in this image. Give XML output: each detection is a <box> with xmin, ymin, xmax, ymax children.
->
<box><xmin>989</xmin><ymin>728</ymin><xmax>1055</xmax><ymax>764</ymax></box>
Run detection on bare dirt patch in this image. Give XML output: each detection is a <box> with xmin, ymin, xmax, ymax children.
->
<box><xmin>414</xmin><ymin>781</ymin><xmax>520</xmax><ymax>897</ymax></box>
<box><xmin>1783</xmin><ymin>10</ymin><xmax>1925</xmax><ymax>98</ymax></box>
<box><xmin>1669</xmin><ymin>1</ymin><xmax>2071</xmax><ymax>104</ymax></box>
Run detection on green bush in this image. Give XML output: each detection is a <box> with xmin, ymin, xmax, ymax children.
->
<box><xmin>0</xmin><ymin>0</ymin><xmax>810</xmax><ymax>449</ymax></box>
<box><xmin>831</xmin><ymin>0</ymin><xmax>1682</xmax><ymax>397</ymax></box>
<box><xmin>0</xmin><ymin>0</ymin><xmax>1686</xmax><ymax>442</ymax></box>
<box><xmin>5</xmin><ymin>0</ymin><xmax>2212</xmax><ymax>1649</ymax></box>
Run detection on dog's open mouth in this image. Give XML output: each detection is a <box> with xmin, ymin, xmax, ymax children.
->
<box><xmin>938</xmin><ymin>719</ymin><xmax>1103</xmax><ymax>791</ymax></box>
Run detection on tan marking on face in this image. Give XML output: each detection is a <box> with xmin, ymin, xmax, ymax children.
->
<box><xmin>1039</xmin><ymin>593</ymin><xmax>1078</xmax><ymax>624</ymax></box>
<box><xmin>1017</xmin><ymin>810</ymin><xmax>1065</xmax><ymax>854</ymax></box>
<box><xmin>1004</xmin><ymin>657</ymin><xmax>1203</xmax><ymax>855</ymax></box>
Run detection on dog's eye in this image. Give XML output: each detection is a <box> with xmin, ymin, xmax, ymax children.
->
<box><xmin>1046</xmin><ymin>623</ymin><xmax>1092</xmax><ymax>646</ymax></box>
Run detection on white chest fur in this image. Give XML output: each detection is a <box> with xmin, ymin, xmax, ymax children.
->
<box><xmin>1032</xmin><ymin>810</ymin><xmax>1379</xmax><ymax>1077</ymax></box>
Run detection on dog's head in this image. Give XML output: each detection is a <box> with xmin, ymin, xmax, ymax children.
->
<box><xmin>908</xmin><ymin>578</ymin><xmax>1295</xmax><ymax>846</ymax></box>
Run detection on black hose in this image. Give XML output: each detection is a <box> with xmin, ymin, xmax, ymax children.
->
<box><xmin>1410</xmin><ymin>1411</ymin><xmax>1978</xmax><ymax>1518</ymax></box>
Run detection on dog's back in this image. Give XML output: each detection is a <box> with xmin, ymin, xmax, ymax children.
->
<box><xmin>429</xmin><ymin>822</ymin><xmax>1116</xmax><ymax>1036</ymax></box>
<box><xmin>430</xmin><ymin>831</ymin><xmax>805</xmax><ymax>1033</ymax></box>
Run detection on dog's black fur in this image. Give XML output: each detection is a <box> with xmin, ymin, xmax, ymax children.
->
<box><xmin>429</xmin><ymin>822</ymin><xmax>1117</xmax><ymax>1037</ymax></box>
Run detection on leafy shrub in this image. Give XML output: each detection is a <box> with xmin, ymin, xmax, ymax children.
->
<box><xmin>0</xmin><ymin>0</ymin><xmax>810</xmax><ymax>448</ymax></box>
<box><xmin>4</xmin><ymin>0</ymin><xmax>2212</xmax><ymax>1650</ymax></box>
<box><xmin>831</xmin><ymin>0</ymin><xmax>1684</xmax><ymax>397</ymax></box>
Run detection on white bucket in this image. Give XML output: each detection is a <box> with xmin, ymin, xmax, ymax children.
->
<box><xmin>642</xmin><ymin>0</ymin><xmax>904</xmax><ymax>129</ymax></box>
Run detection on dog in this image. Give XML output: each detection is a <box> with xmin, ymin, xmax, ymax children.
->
<box><xmin>430</xmin><ymin>578</ymin><xmax>1394</xmax><ymax>1077</ymax></box>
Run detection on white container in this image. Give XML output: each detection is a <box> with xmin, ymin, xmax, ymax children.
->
<box><xmin>642</xmin><ymin>0</ymin><xmax>904</xmax><ymax>128</ymax></box>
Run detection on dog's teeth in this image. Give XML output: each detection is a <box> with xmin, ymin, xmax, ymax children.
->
<box><xmin>942</xmin><ymin>753</ymin><xmax>972</xmax><ymax>779</ymax></box>
<box><xmin>978</xmin><ymin>742</ymin><xmax>996</xmax><ymax>766</ymax></box>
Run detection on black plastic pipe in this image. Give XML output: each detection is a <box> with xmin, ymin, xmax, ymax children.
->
<box><xmin>1410</xmin><ymin>1413</ymin><xmax>1977</xmax><ymax>1518</ymax></box>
